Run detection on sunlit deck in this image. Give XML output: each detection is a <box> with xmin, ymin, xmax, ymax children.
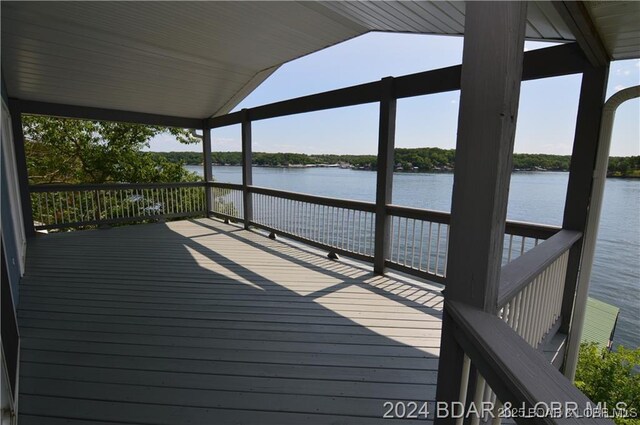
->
<box><xmin>18</xmin><ymin>218</ymin><xmax>444</xmax><ymax>424</ymax></box>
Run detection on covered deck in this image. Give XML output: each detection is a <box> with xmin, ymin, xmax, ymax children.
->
<box><xmin>4</xmin><ymin>2</ymin><xmax>639</xmax><ymax>424</ymax></box>
<box><xmin>18</xmin><ymin>218</ymin><xmax>442</xmax><ymax>424</ymax></box>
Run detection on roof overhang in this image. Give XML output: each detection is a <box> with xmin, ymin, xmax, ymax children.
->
<box><xmin>2</xmin><ymin>1</ymin><xmax>638</xmax><ymax>122</ymax></box>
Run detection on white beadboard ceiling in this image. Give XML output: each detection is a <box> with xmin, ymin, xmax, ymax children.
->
<box><xmin>1</xmin><ymin>1</ymin><xmax>637</xmax><ymax>121</ymax></box>
<box><xmin>584</xmin><ymin>1</ymin><xmax>640</xmax><ymax>61</ymax></box>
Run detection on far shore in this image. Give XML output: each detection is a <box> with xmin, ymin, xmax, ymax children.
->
<box><xmin>186</xmin><ymin>163</ymin><xmax>640</xmax><ymax>178</ymax></box>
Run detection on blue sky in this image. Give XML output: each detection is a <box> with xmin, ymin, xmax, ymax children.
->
<box><xmin>151</xmin><ymin>32</ymin><xmax>639</xmax><ymax>156</ymax></box>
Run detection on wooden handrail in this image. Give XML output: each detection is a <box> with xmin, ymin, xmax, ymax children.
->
<box><xmin>247</xmin><ymin>185</ymin><xmax>376</xmax><ymax>212</ymax></box>
<box><xmin>387</xmin><ymin>204</ymin><xmax>451</xmax><ymax>225</ymax></box>
<box><xmin>387</xmin><ymin>204</ymin><xmax>560</xmax><ymax>239</ymax></box>
<box><xmin>497</xmin><ymin>230</ymin><xmax>582</xmax><ymax>308</ymax></box>
<box><xmin>505</xmin><ymin>220</ymin><xmax>560</xmax><ymax>241</ymax></box>
<box><xmin>448</xmin><ymin>300</ymin><xmax>613</xmax><ymax>424</ymax></box>
<box><xmin>208</xmin><ymin>181</ymin><xmax>243</xmax><ymax>190</ymax></box>
<box><xmin>29</xmin><ymin>181</ymin><xmax>205</xmax><ymax>192</ymax></box>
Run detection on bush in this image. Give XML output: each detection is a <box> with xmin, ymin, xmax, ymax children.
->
<box><xmin>575</xmin><ymin>343</ymin><xmax>640</xmax><ymax>424</ymax></box>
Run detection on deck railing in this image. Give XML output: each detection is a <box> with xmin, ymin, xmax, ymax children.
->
<box><xmin>29</xmin><ymin>182</ymin><xmax>206</xmax><ymax>230</ymax></box>
<box><xmin>207</xmin><ymin>181</ymin><xmax>561</xmax><ymax>285</ymax></box>
<box><xmin>450</xmin><ymin>230</ymin><xmax>589</xmax><ymax>424</ymax></box>
<box><xmin>386</xmin><ymin>206</ymin><xmax>451</xmax><ymax>281</ymax></box>
<box><xmin>250</xmin><ymin>186</ymin><xmax>377</xmax><ymax>261</ymax></box>
<box><xmin>209</xmin><ymin>182</ymin><xmax>244</xmax><ymax>223</ymax></box>
<box><xmin>385</xmin><ymin>205</ymin><xmax>558</xmax><ymax>284</ymax></box>
<box><xmin>497</xmin><ymin>230</ymin><xmax>581</xmax><ymax>348</ymax></box>
<box><xmin>449</xmin><ymin>299</ymin><xmax>608</xmax><ymax>425</ymax></box>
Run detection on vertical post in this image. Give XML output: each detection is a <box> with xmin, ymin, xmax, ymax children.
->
<box><xmin>560</xmin><ymin>65</ymin><xmax>609</xmax><ymax>379</ymax></box>
<box><xmin>241</xmin><ymin>109</ymin><xmax>253</xmax><ymax>229</ymax></box>
<box><xmin>373</xmin><ymin>77</ymin><xmax>396</xmax><ymax>274</ymax></box>
<box><xmin>7</xmin><ymin>100</ymin><xmax>35</xmax><ymax>237</ymax></box>
<box><xmin>202</xmin><ymin>121</ymin><xmax>213</xmax><ymax>216</ymax></box>
<box><xmin>435</xmin><ymin>3</ymin><xmax>527</xmax><ymax>423</ymax></box>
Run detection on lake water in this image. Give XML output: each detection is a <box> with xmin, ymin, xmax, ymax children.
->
<box><xmin>187</xmin><ymin>165</ymin><xmax>639</xmax><ymax>349</ymax></box>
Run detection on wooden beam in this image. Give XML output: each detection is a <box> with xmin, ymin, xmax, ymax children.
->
<box><xmin>435</xmin><ymin>4</ymin><xmax>528</xmax><ymax>422</ymax></box>
<box><xmin>553</xmin><ymin>1</ymin><xmax>610</xmax><ymax>67</ymax></box>
<box><xmin>373</xmin><ymin>77</ymin><xmax>396</xmax><ymax>275</ymax></box>
<box><xmin>207</xmin><ymin>43</ymin><xmax>590</xmax><ymax>129</ymax></box>
<box><xmin>12</xmin><ymin>99</ymin><xmax>202</xmax><ymax>129</ymax></box>
<box><xmin>7</xmin><ymin>100</ymin><xmax>35</xmax><ymax>237</ymax></box>
<box><xmin>560</xmin><ymin>65</ymin><xmax>609</xmax><ymax>378</ymax></box>
<box><xmin>251</xmin><ymin>81</ymin><xmax>380</xmax><ymax>122</ymax></box>
<box><xmin>241</xmin><ymin>109</ymin><xmax>253</xmax><ymax>229</ymax></box>
<box><xmin>209</xmin><ymin>111</ymin><xmax>243</xmax><ymax>129</ymax></box>
<box><xmin>521</xmin><ymin>42</ymin><xmax>590</xmax><ymax>81</ymax></box>
<box><xmin>444</xmin><ymin>2</ymin><xmax>527</xmax><ymax>312</ymax></box>
<box><xmin>202</xmin><ymin>122</ymin><xmax>213</xmax><ymax>216</ymax></box>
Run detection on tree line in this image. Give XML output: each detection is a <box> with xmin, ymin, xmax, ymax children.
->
<box><xmin>157</xmin><ymin>149</ymin><xmax>640</xmax><ymax>177</ymax></box>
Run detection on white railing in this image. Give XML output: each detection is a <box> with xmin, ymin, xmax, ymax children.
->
<box><xmin>249</xmin><ymin>186</ymin><xmax>376</xmax><ymax>261</ymax></box>
<box><xmin>451</xmin><ymin>230</ymin><xmax>584</xmax><ymax>425</ymax></box>
<box><xmin>209</xmin><ymin>182</ymin><xmax>244</xmax><ymax>222</ymax></box>
<box><xmin>386</xmin><ymin>205</ymin><xmax>559</xmax><ymax>284</ymax></box>
<box><xmin>497</xmin><ymin>230</ymin><xmax>582</xmax><ymax>348</ymax></box>
<box><xmin>499</xmin><ymin>250</ymin><xmax>570</xmax><ymax>348</ymax></box>
<box><xmin>29</xmin><ymin>182</ymin><xmax>206</xmax><ymax>230</ymax></box>
<box><xmin>206</xmin><ymin>182</ymin><xmax>563</xmax><ymax>284</ymax></box>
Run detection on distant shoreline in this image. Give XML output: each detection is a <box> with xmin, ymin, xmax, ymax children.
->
<box><xmin>155</xmin><ymin>148</ymin><xmax>639</xmax><ymax>178</ymax></box>
<box><xmin>185</xmin><ymin>163</ymin><xmax>640</xmax><ymax>178</ymax></box>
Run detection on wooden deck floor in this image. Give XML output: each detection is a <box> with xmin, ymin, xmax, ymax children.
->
<box><xmin>17</xmin><ymin>218</ymin><xmax>444</xmax><ymax>424</ymax></box>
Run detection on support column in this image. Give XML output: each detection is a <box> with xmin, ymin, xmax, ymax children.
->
<box><xmin>7</xmin><ymin>100</ymin><xmax>34</xmax><ymax>237</ymax></box>
<box><xmin>373</xmin><ymin>77</ymin><xmax>396</xmax><ymax>274</ymax></box>
<box><xmin>560</xmin><ymin>65</ymin><xmax>609</xmax><ymax>379</ymax></box>
<box><xmin>434</xmin><ymin>3</ymin><xmax>527</xmax><ymax>423</ymax></box>
<box><xmin>202</xmin><ymin>121</ymin><xmax>213</xmax><ymax>216</ymax></box>
<box><xmin>241</xmin><ymin>109</ymin><xmax>253</xmax><ymax>229</ymax></box>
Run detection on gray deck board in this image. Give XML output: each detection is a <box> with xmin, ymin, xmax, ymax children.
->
<box><xmin>18</xmin><ymin>218</ymin><xmax>442</xmax><ymax>424</ymax></box>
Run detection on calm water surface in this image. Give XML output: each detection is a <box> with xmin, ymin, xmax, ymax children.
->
<box><xmin>188</xmin><ymin>165</ymin><xmax>640</xmax><ymax>349</ymax></box>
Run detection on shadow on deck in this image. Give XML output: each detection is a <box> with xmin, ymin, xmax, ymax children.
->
<box><xmin>17</xmin><ymin>218</ymin><xmax>443</xmax><ymax>424</ymax></box>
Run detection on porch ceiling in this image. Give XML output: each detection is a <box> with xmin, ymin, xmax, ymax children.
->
<box><xmin>1</xmin><ymin>2</ymin><xmax>637</xmax><ymax>121</ymax></box>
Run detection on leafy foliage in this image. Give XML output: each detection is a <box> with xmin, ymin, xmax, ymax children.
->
<box><xmin>156</xmin><ymin>149</ymin><xmax>639</xmax><ymax>177</ymax></box>
<box><xmin>575</xmin><ymin>343</ymin><xmax>640</xmax><ymax>424</ymax></box>
<box><xmin>23</xmin><ymin>116</ymin><xmax>201</xmax><ymax>184</ymax></box>
<box><xmin>23</xmin><ymin>116</ymin><xmax>211</xmax><ymax>230</ymax></box>
<box><xmin>608</xmin><ymin>156</ymin><xmax>640</xmax><ymax>178</ymax></box>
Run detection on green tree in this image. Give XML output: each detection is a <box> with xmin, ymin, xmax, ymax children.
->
<box><xmin>23</xmin><ymin>116</ymin><xmax>201</xmax><ymax>184</ymax></box>
<box><xmin>575</xmin><ymin>343</ymin><xmax>640</xmax><ymax>425</ymax></box>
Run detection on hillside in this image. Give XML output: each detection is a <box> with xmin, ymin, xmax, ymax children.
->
<box><xmin>153</xmin><ymin>149</ymin><xmax>639</xmax><ymax>177</ymax></box>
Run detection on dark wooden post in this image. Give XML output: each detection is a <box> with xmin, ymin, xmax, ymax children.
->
<box><xmin>241</xmin><ymin>109</ymin><xmax>253</xmax><ymax>229</ymax></box>
<box><xmin>7</xmin><ymin>100</ymin><xmax>35</xmax><ymax>237</ymax></box>
<box><xmin>373</xmin><ymin>77</ymin><xmax>396</xmax><ymax>275</ymax></box>
<box><xmin>434</xmin><ymin>3</ymin><xmax>527</xmax><ymax>423</ymax></box>
<box><xmin>560</xmin><ymin>65</ymin><xmax>609</xmax><ymax>379</ymax></box>
<box><xmin>202</xmin><ymin>121</ymin><xmax>213</xmax><ymax>216</ymax></box>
